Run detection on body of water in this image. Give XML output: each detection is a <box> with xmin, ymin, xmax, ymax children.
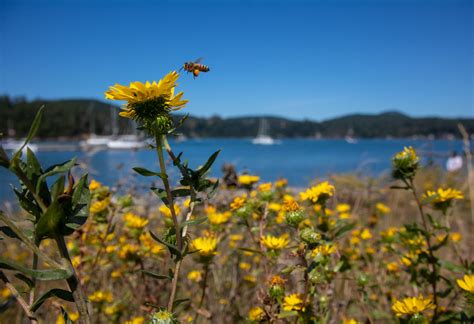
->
<box><xmin>0</xmin><ymin>138</ymin><xmax>467</xmax><ymax>203</ymax></box>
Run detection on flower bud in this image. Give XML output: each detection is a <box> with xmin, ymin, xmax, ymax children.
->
<box><xmin>155</xmin><ymin>115</ymin><xmax>174</xmax><ymax>134</ymax></box>
<box><xmin>299</xmin><ymin>228</ymin><xmax>321</xmax><ymax>244</ymax></box>
<box><xmin>285</xmin><ymin>210</ymin><xmax>306</xmax><ymax>227</ymax></box>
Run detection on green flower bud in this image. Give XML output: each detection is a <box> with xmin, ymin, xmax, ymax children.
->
<box><xmin>392</xmin><ymin>146</ymin><xmax>419</xmax><ymax>180</ymax></box>
<box><xmin>155</xmin><ymin>115</ymin><xmax>174</xmax><ymax>134</ymax></box>
<box><xmin>150</xmin><ymin>309</ymin><xmax>176</xmax><ymax>324</ymax></box>
<box><xmin>285</xmin><ymin>210</ymin><xmax>306</xmax><ymax>227</ymax></box>
<box><xmin>299</xmin><ymin>228</ymin><xmax>321</xmax><ymax>244</ymax></box>
<box><xmin>269</xmin><ymin>284</ymin><xmax>285</xmax><ymax>299</ymax></box>
<box><xmin>308</xmin><ymin>268</ymin><xmax>325</xmax><ymax>284</ymax></box>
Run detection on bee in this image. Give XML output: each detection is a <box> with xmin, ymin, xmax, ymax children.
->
<box><xmin>181</xmin><ymin>58</ymin><xmax>210</xmax><ymax>78</ymax></box>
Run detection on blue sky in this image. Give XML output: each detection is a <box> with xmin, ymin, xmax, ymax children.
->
<box><xmin>1</xmin><ymin>0</ymin><xmax>472</xmax><ymax>120</ymax></box>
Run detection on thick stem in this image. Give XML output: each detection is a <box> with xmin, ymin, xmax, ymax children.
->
<box><xmin>55</xmin><ymin>235</ymin><xmax>91</xmax><ymax>324</ymax></box>
<box><xmin>155</xmin><ymin>133</ymin><xmax>182</xmax><ymax>251</ymax></box>
<box><xmin>408</xmin><ymin>179</ymin><xmax>438</xmax><ymax>322</ymax></box>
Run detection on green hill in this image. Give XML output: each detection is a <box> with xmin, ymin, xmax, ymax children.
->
<box><xmin>0</xmin><ymin>96</ymin><xmax>472</xmax><ymax>139</ymax></box>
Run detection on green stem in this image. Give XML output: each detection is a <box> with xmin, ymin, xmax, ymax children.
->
<box><xmin>408</xmin><ymin>179</ymin><xmax>438</xmax><ymax>322</ymax></box>
<box><xmin>155</xmin><ymin>132</ymin><xmax>182</xmax><ymax>251</ymax></box>
<box><xmin>55</xmin><ymin>234</ymin><xmax>91</xmax><ymax>324</ymax></box>
<box><xmin>0</xmin><ymin>270</ymin><xmax>38</xmax><ymax>323</ymax></box>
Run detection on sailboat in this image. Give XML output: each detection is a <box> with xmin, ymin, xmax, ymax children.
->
<box><xmin>106</xmin><ymin>113</ymin><xmax>145</xmax><ymax>150</ymax></box>
<box><xmin>344</xmin><ymin>126</ymin><xmax>358</xmax><ymax>144</ymax></box>
<box><xmin>80</xmin><ymin>103</ymin><xmax>113</xmax><ymax>150</ymax></box>
<box><xmin>252</xmin><ymin>118</ymin><xmax>277</xmax><ymax>145</ymax></box>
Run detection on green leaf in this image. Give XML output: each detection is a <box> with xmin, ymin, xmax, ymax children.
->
<box><xmin>181</xmin><ymin>216</ymin><xmax>207</xmax><ymax>228</ymax></box>
<box><xmin>14</xmin><ymin>273</ymin><xmax>34</xmax><ymax>288</ymax></box>
<box><xmin>12</xmin><ymin>106</ymin><xmax>44</xmax><ymax>163</ymax></box>
<box><xmin>0</xmin><ymin>226</ymin><xmax>22</xmax><ymax>241</ymax></box>
<box><xmin>171</xmin><ymin>188</ymin><xmax>191</xmax><ymax>198</ymax></box>
<box><xmin>334</xmin><ymin>222</ymin><xmax>356</xmax><ymax>239</ymax></box>
<box><xmin>36</xmin><ymin>158</ymin><xmax>76</xmax><ymax>194</ymax></box>
<box><xmin>149</xmin><ymin>231</ymin><xmax>181</xmax><ymax>259</ymax></box>
<box><xmin>0</xmin><ymin>258</ymin><xmax>72</xmax><ymax>281</ymax></box>
<box><xmin>59</xmin><ymin>306</ymin><xmax>74</xmax><ymax>324</ymax></box>
<box><xmin>132</xmin><ymin>167</ymin><xmax>166</xmax><ymax>178</ymax></box>
<box><xmin>50</xmin><ymin>175</ymin><xmax>66</xmax><ymax>202</ymax></box>
<box><xmin>141</xmin><ymin>270</ymin><xmax>172</xmax><ymax>281</ymax></box>
<box><xmin>277</xmin><ymin>311</ymin><xmax>298</xmax><ymax>319</ymax></box>
<box><xmin>62</xmin><ymin>174</ymin><xmax>90</xmax><ymax>235</ymax></box>
<box><xmin>35</xmin><ymin>200</ymin><xmax>63</xmax><ymax>241</ymax></box>
<box><xmin>30</xmin><ymin>288</ymin><xmax>74</xmax><ymax>312</ymax></box>
<box><xmin>197</xmin><ymin>150</ymin><xmax>221</xmax><ymax>176</ymax></box>
<box><xmin>151</xmin><ymin>187</ymin><xmax>169</xmax><ymax>206</ymax></box>
<box><xmin>173</xmin><ymin>298</ymin><xmax>190</xmax><ymax>308</ymax></box>
<box><xmin>440</xmin><ymin>260</ymin><xmax>466</xmax><ymax>273</ymax></box>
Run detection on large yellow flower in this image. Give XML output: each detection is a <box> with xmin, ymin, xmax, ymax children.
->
<box><xmin>391</xmin><ymin>294</ymin><xmax>434</xmax><ymax>317</ymax></box>
<box><xmin>282</xmin><ymin>294</ymin><xmax>305</xmax><ymax>311</ymax></box>
<box><xmin>123</xmin><ymin>212</ymin><xmax>148</xmax><ymax>229</ymax></box>
<box><xmin>191</xmin><ymin>236</ymin><xmax>218</xmax><ymax>257</ymax></box>
<box><xmin>423</xmin><ymin>188</ymin><xmax>464</xmax><ymax>203</ymax></box>
<box><xmin>208</xmin><ymin>211</ymin><xmax>232</xmax><ymax>225</ymax></box>
<box><xmin>261</xmin><ymin>234</ymin><xmax>289</xmax><ymax>250</ymax></box>
<box><xmin>105</xmin><ymin>71</ymin><xmax>188</xmax><ymax>121</ymax></box>
<box><xmin>248</xmin><ymin>306</ymin><xmax>265</xmax><ymax>321</ymax></box>
<box><xmin>300</xmin><ymin>181</ymin><xmax>335</xmax><ymax>204</ymax></box>
<box><xmin>238</xmin><ymin>174</ymin><xmax>260</xmax><ymax>186</ymax></box>
<box><xmin>457</xmin><ymin>274</ymin><xmax>474</xmax><ymax>293</ymax></box>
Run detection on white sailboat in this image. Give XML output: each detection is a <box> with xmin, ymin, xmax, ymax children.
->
<box><xmin>252</xmin><ymin>118</ymin><xmax>277</xmax><ymax>145</ymax></box>
<box><xmin>106</xmin><ymin>112</ymin><xmax>145</xmax><ymax>150</ymax></box>
<box><xmin>344</xmin><ymin>126</ymin><xmax>358</xmax><ymax>144</ymax></box>
<box><xmin>80</xmin><ymin>103</ymin><xmax>113</xmax><ymax>150</ymax></box>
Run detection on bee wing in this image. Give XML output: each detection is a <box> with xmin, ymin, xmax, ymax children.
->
<box><xmin>194</xmin><ymin>57</ymin><xmax>204</xmax><ymax>63</ymax></box>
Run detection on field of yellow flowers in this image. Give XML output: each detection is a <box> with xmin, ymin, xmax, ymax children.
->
<box><xmin>0</xmin><ymin>71</ymin><xmax>473</xmax><ymax>324</ymax></box>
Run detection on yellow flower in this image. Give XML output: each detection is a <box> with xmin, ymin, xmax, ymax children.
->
<box><xmin>123</xmin><ymin>212</ymin><xmax>149</xmax><ymax>229</ymax></box>
<box><xmin>283</xmin><ymin>294</ymin><xmax>305</xmax><ymax>311</ymax></box>
<box><xmin>187</xmin><ymin>270</ymin><xmax>203</xmax><ymax>282</ymax></box>
<box><xmin>139</xmin><ymin>233</ymin><xmax>164</xmax><ymax>255</ymax></box>
<box><xmin>342</xmin><ymin>319</ymin><xmax>358</xmax><ymax>324</ymax></box>
<box><xmin>159</xmin><ymin>203</ymin><xmax>181</xmax><ymax>218</ymax></box>
<box><xmin>394</xmin><ymin>146</ymin><xmax>419</xmax><ymax>162</ymax></box>
<box><xmin>239</xmin><ymin>262</ymin><xmax>251</xmax><ymax>271</ymax></box>
<box><xmin>191</xmin><ymin>236</ymin><xmax>218</xmax><ymax>257</ymax></box>
<box><xmin>457</xmin><ymin>274</ymin><xmax>474</xmax><ymax>293</ymax></box>
<box><xmin>312</xmin><ymin>243</ymin><xmax>337</xmax><ymax>257</ymax></box>
<box><xmin>268</xmin><ymin>202</ymin><xmax>282</xmax><ymax>212</ymax></box>
<box><xmin>118</xmin><ymin>244</ymin><xmax>140</xmax><ymax>259</ymax></box>
<box><xmin>261</xmin><ymin>234</ymin><xmax>289</xmax><ymax>250</ymax></box>
<box><xmin>275</xmin><ymin>178</ymin><xmax>288</xmax><ymax>188</ymax></box>
<box><xmin>365</xmin><ymin>247</ymin><xmax>375</xmax><ymax>255</ymax></box>
<box><xmin>88</xmin><ymin>290</ymin><xmax>113</xmax><ymax>303</ymax></box>
<box><xmin>339</xmin><ymin>212</ymin><xmax>351</xmax><ymax>219</ymax></box>
<box><xmin>71</xmin><ymin>256</ymin><xmax>81</xmax><ymax>268</ymax></box>
<box><xmin>238</xmin><ymin>174</ymin><xmax>260</xmax><ymax>186</ymax></box>
<box><xmin>258</xmin><ymin>182</ymin><xmax>272</xmax><ymax>192</ymax></box>
<box><xmin>450</xmin><ymin>232</ymin><xmax>462</xmax><ymax>243</ymax></box>
<box><xmin>248</xmin><ymin>306</ymin><xmax>265</xmax><ymax>321</ymax></box>
<box><xmin>391</xmin><ymin>294</ymin><xmax>435</xmax><ymax>317</ymax></box>
<box><xmin>300</xmin><ymin>181</ymin><xmax>335</xmax><ymax>204</ymax></box>
<box><xmin>105</xmin><ymin>305</ymin><xmax>119</xmax><ymax>315</ymax></box>
<box><xmin>336</xmin><ymin>203</ymin><xmax>351</xmax><ymax>213</ymax></box>
<box><xmin>386</xmin><ymin>262</ymin><xmax>399</xmax><ymax>272</ymax></box>
<box><xmin>269</xmin><ymin>275</ymin><xmax>286</xmax><ymax>286</ymax></box>
<box><xmin>283</xmin><ymin>200</ymin><xmax>301</xmax><ymax>212</ymax></box>
<box><xmin>375</xmin><ymin>202</ymin><xmax>391</xmax><ymax>214</ymax></box>
<box><xmin>90</xmin><ymin>197</ymin><xmax>110</xmax><ymax>213</ymax></box>
<box><xmin>105</xmin><ymin>71</ymin><xmax>188</xmax><ymax>121</ymax></box>
<box><xmin>381</xmin><ymin>227</ymin><xmax>398</xmax><ymax>239</ymax></box>
<box><xmin>89</xmin><ymin>179</ymin><xmax>102</xmax><ymax>191</ymax></box>
<box><xmin>230</xmin><ymin>196</ymin><xmax>246</xmax><ymax>210</ymax></box>
<box><xmin>230</xmin><ymin>234</ymin><xmax>244</xmax><ymax>241</ymax></box>
<box><xmin>208</xmin><ymin>211</ymin><xmax>231</xmax><ymax>225</ymax></box>
<box><xmin>1</xmin><ymin>287</ymin><xmax>11</xmax><ymax>299</ymax></box>
<box><xmin>124</xmin><ymin>316</ymin><xmax>145</xmax><ymax>324</ymax></box>
<box><xmin>360</xmin><ymin>229</ymin><xmax>372</xmax><ymax>240</ymax></box>
<box><xmin>244</xmin><ymin>275</ymin><xmax>257</xmax><ymax>283</ymax></box>
<box><xmin>423</xmin><ymin>188</ymin><xmax>464</xmax><ymax>211</ymax></box>
<box><xmin>111</xmin><ymin>270</ymin><xmax>122</xmax><ymax>279</ymax></box>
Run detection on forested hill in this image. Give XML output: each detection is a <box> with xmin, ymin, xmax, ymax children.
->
<box><xmin>1</xmin><ymin>96</ymin><xmax>472</xmax><ymax>139</ymax></box>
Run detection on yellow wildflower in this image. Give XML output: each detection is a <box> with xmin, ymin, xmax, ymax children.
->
<box><xmin>336</xmin><ymin>203</ymin><xmax>351</xmax><ymax>213</ymax></box>
<box><xmin>244</xmin><ymin>275</ymin><xmax>257</xmax><ymax>283</ymax></box>
<box><xmin>105</xmin><ymin>71</ymin><xmax>188</xmax><ymax>121</ymax></box>
<box><xmin>187</xmin><ymin>270</ymin><xmax>203</xmax><ymax>282</ymax></box>
<box><xmin>208</xmin><ymin>211</ymin><xmax>231</xmax><ymax>225</ymax></box>
<box><xmin>268</xmin><ymin>202</ymin><xmax>282</xmax><ymax>212</ymax></box>
<box><xmin>457</xmin><ymin>274</ymin><xmax>474</xmax><ymax>293</ymax></box>
<box><xmin>239</xmin><ymin>262</ymin><xmax>251</xmax><ymax>271</ymax></box>
<box><xmin>312</xmin><ymin>243</ymin><xmax>337</xmax><ymax>257</ymax></box>
<box><xmin>88</xmin><ymin>290</ymin><xmax>113</xmax><ymax>303</ymax></box>
<box><xmin>342</xmin><ymin>319</ymin><xmax>358</xmax><ymax>324</ymax></box>
<box><xmin>124</xmin><ymin>317</ymin><xmax>145</xmax><ymax>324</ymax></box>
<box><xmin>381</xmin><ymin>227</ymin><xmax>398</xmax><ymax>239</ymax></box>
<box><xmin>105</xmin><ymin>305</ymin><xmax>119</xmax><ymax>315</ymax></box>
<box><xmin>159</xmin><ymin>203</ymin><xmax>181</xmax><ymax>218</ymax></box>
<box><xmin>118</xmin><ymin>244</ymin><xmax>140</xmax><ymax>259</ymax></box>
<box><xmin>283</xmin><ymin>294</ymin><xmax>305</xmax><ymax>311</ymax></box>
<box><xmin>300</xmin><ymin>181</ymin><xmax>335</xmax><ymax>204</ymax></box>
<box><xmin>258</xmin><ymin>182</ymin><xmax>272</xmax><ymax>192</ymax></box>
<box><xmin>230</xmin><ymin>196</ymin><xmax>246</xmax><ymax>210</ymax></box>
<box><xmin>71</xmin><ymin>256</ymin><xmax>81</xmax><ymax>268</ymax></box>
<box><xmin>376</xmin><ymin>202</ymin><xmax>391</xmax><ymax>214</ymax></box>
<box><xmin>424</xmin><ymin>188</ymin><xmax>464</xmax><ymax>203</ymax></box>
<box><xmin>90</xmin><ymin>197</ymin><xmax>110</xmax><ymax>213</ymax></box>
<box><xmin>248</xmin><ymin>306</ymin><xmax>265</xmax><ymax>321</ymax></box>
<box><xmin>238</xmin><ymin>174</ymin><xmax>260</xmax><ymax>186</ymax></box>
<box><xmin>339</xmin><ymin>212</ymin><xmax>351</xmax><ymax>219</ymax></box>
<box><xmin>123</xmin><ymin>212</ymin><xmax>149</xmax><ymax>229</ymax></box>
<box><xmin>1</xmin><ymin>287</ymin><xmax>11</xmax><ymax>299</ymax></box>
<box><xmin>269</xmin><ymin>275</ymin><xmax>286</xmax><ymax>286</ymax></box>
<box><xmin>283</xmin><ymin>200</ymin><xmax>301</xmax><ymax>212</ymax></box>
<box><xmin>89</xmin><ymin>179</ymin><xmax>102</xmax><ymax>191</ymax></box>
<box><xmin>360</xmin><ymin>229</ymin><xmax>372</xmax><ymax>240</ymax></box>
<box><xmin>275</xmin><ymin>178</ymin><xmax>288</xmax><ymax>188</ymax></box>
<box><xmin>261</xmin><ymin>234</ymin><xmax>289</xmax><ymax>250</ymax></box>
<box><xmin>191</xmin><ymin>236</ymin><xmax>218</xmax><ymax>257</ymax></box>
<box><xmin>391</xmin><ymin>294</ymin><xmax>435</xmax><ymax>317</ymax></box>
<box><xmin>450</xmin><ymin>232</ymin><xmax>462</xmax><ymax>243</ymax></box>
<box><xmin>386</xmin><ymin>262</ymin><xmax>399</xmax><ymax>272</ymax></box>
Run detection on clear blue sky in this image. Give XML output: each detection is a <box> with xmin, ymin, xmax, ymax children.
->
<box><xmin>1</xmin><ymin>0</ymin><xmax>472</xmax><ymax>120</ymax></box>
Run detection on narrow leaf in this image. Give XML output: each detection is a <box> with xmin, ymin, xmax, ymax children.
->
<box><xmin>30</xmin><ymin>288</ymin><xmax>74</xmax><ymax>312</ymax></box>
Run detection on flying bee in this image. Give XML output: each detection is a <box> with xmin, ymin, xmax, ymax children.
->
<box><xmin>181</xmin><ymin>58</ymin><xmax>210</xmax><ymax>78</ymax></box>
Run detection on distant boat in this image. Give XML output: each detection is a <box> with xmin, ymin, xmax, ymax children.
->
<box><xmin>79</xmin><ymin>134</ymin><xmax>111</xmax><ymax>150</ymax></box>
<box><xmin>1</xmin><ymin>139</ymin><xmax>38</xmax><ymax>153</ymax></box>
<box><xmin>345</xmin><ymin>126</ymin><xmax>358</xmax><ymax>144</ymax></box>
<box><xmin>252</xmin><ymin>118</ymin><xmax>278</xmax><ymax>145</ymax></box>
<box><xmin>107</xmin><ymin>135</ymin><xmax>146</xmax><ymax>150</ymax></box>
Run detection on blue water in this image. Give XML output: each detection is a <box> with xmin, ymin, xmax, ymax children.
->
<box><xmin>0</xmin><ymin>138</ymin><xmax>466</xmax><ymax>203</ymax></box>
